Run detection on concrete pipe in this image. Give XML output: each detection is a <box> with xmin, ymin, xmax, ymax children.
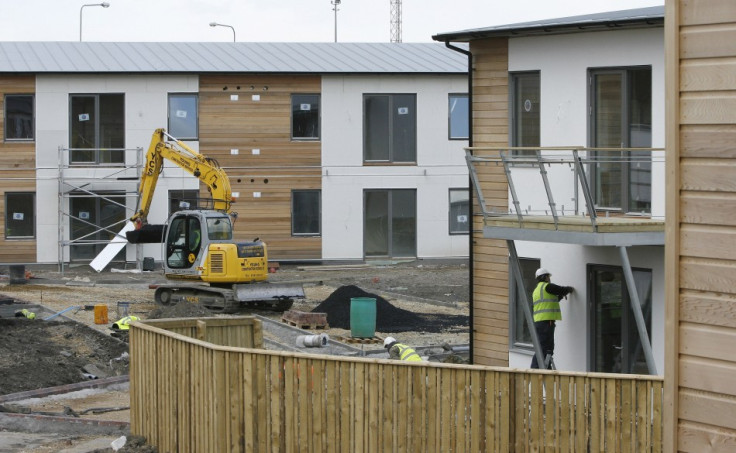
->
<box><xmin>296</xmin><ymin>333</ymin><xmax>329</xmax><ymax>348</ymax></box>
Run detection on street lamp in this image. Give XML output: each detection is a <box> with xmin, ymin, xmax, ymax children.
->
<box><xmin>209</xmin><ymin>22</ymin><xmax>236</xmax><ymax>42</ymax></box>
<box><xmin>331</xmin><ymin>0</ymin><xmax>341</xmax><ymax>43</ymax></box>
<box><xmin>79</xmin><ymin>2</ymin><xmax>110</xmax><ymax>42</ymax></box>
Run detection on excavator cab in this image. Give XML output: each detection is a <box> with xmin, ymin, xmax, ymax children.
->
<box><xmin>162</xmin><ymin>210</ymin><xmax>269</xmax><ymax>285</ymax></box>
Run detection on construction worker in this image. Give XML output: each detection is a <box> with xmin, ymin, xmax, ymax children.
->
<box><xmin>384</xmin><ymin>337</ymin><xmax>422</xmax><ymax>362</ymax></box>
<box><xmin>14</xmin><ymin>308</ymin><xmax>36</xmax><ymax>319</ymax></box>
<box><xmin>530</xmin><ymin>268</ymin><xmax>574</xmax><ymax>369</ymax></box>
<box><xmin>111</xmin><ymin>315</ymin><xmax>140</xmax><ymax>330</ymax></box>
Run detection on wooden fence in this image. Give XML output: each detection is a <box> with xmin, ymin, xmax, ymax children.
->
<box><xmin>130</xmin><ymin>317</ymin><xmax>663</xmax><ymax>452</ymax></box>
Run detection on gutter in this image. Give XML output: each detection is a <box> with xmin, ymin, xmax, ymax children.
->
<box><xmin>443</xmin><ymin>40</ymin><xmax>474</xmax><ymax>364</ymax></box>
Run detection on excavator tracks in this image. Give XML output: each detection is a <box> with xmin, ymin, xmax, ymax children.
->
<box><xmin>153</xmin><ymin>285</ymin><xmax>295</xmax><ymax>314</ymax></box>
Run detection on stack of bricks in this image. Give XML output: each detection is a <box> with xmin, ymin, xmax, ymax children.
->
<box><xmin>281</xmin><ymin>310</ymin><xmax>329</xmax><ymax>330</ymax></box>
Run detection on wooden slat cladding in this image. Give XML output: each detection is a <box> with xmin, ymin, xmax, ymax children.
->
<box><xmin>668</xmin><ymin>0</ymin><xmax>736</xmax><ymax>449</ymax></box>
<box><xmin>131</xmin><ymin>319</ymin><xmax>664</xmax><ymax>453</ymax></box>
<box><xmin>469</xmin><ymin>39</ymin><xmax>509</xmax><ymax>366</ymax></box>
<box><xmin>0</xmin><ymin>75</ymin><xmax>36</xmax><ymax>263</ymax></box>
<box><xmin>199</xmin><ymin>75</ymin><xmax>321</xmax><ymax>260</ymax></box>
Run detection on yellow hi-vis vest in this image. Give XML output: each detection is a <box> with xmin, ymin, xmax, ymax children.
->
<box><xmin>112</xmin><ymin>315</ymin><xmax>140</xmax><ymax>330</ymax></box>
<box><xmin>395</xmin><ymin>343</ymin><xmax>422</xmax><ymax>362</ymax></box>
<box><xmin>532</xmin><ymin>282</ymin><xmax>562</xmax><ymax>322</ymax></box>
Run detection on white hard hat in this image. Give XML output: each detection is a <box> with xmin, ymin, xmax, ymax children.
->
<box><xmin>384</xmin><ymin>337</ymin><xmax>396</xmax><ymax>348</ymax></box>
<box><xmin>535</xmin><ymin>268</ymin><xmax>551</xmax><ymax>278</ymax></box>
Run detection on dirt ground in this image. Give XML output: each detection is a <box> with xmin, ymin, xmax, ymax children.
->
<box><xmin>0</xmin><ymin>260</ymin><xmax>469</xmax><ymax>452</ymax></box>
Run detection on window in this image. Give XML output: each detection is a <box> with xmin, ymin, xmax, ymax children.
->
<box><xmin>364</xmin><ymin>189</ymin><xmax>416</xmax><ymax>258</ymax></box>
<box><xmin>4</xmin><ymin>95</ymin><xmax>34</xmax><ymax>140</ymax></box>
<box><xmin>291</xmin><ymin>94</ymin><xmax>320</xmax><ymax>140</ymax></box>
<box><xmin>168</xmin><ymin>94</ymin><xmax>198</xmax><ymax>140</ymax></box>
<box><xmin>69</xmin><ymin>192</ymin><xmax>126</xmax><ymax>261</ymax></box>
<box><xmin>364</xmin><ymin>94</ymin><xmax>416</xmax><ymax>163</ymax></box>
<box><xmin>292</xmin><ymin>190</ymin><xmax>320</xmax><ymax>236</ymax></box>
<box><xmin>70</xmin><ymin>94</ymin><xmax>125</xmax><ymax>164</ymax></box>
<box><xmin>510</xmin><ymin>257</ymin><xmax>541</xmax><ymax>348</ymax></box>
<box><xmin>510</xmin><ymin>72</ymin><xmax>540</xmax><ymax>157</ymax></box>
<box><xmin>448</xmin><ymin>94</ymin><xmax>469</xmax><ymax>140</ymax></box>
<box><xmin>449</xmin><ymin>188</ymin><xmax>469</xmax><ymax>234</ymax></box>
<box><xmin>168</xmin><ymin>190</ymin><xmax>200</xmax><ymax>216</ymax></box>
<box><xmin>5</xmin><ymin>193</ymin><xmax>35</xmax><ymax>238</ymax></box>
<box><xmin>590</xmin><ymin>67</ymin><xmax>652</xmax><ymax>213</ymax></box>
<box><xmin>589</xmin><ymin>265</ymin><xmax>652</xmax><ymax>374</ymax></box>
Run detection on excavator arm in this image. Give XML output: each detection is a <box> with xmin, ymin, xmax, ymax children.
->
<box><xmin>130</xmin><ymin>128</ymin><xmax>233</xmax><ymax>226</ymax></box>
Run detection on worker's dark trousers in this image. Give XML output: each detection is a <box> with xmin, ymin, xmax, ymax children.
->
<box><xmin>530</xmin><ymin>320</ymin><xmax>556</xmax><ymax>369</ymax></box>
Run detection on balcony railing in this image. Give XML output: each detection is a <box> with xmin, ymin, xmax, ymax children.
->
<box><xmin>465</xmin><ymin>147</ymin><xmax>665</xmax><ymax>234</ymax></box>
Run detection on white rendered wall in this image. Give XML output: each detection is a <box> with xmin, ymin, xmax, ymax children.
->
<box><xmin>504</xmin><ymin>28</ymin><xmax>665</xmax><ymax>373</ymax></box>
<box><xmin>35</xmin><ymin>74</ymin><xmax>199</xmax><ymax>264</ymax></box>
<box><xmin>507</xmin><ymin>28</ymin><xmax>665</xmax><ymax>219</ymax></box>
<box><xmin>508</xmin><ymin>243</ymin><xmax>665</xmax><ymax>375</ymax></box>
<box><xmin>321</xmin><ymin>75</ymin><xmax>469</xmax><ymax>260</ymax></box>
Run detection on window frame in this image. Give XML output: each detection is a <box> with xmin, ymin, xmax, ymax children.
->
<box><xmin>167</xmin><ymin>93</ymin><xmax>199</xmax><ymax>140</ymax></box>
<box><xmin>4</xmin><ymin>94</ymin><xmax>35</xmax><ymax>141</ymax></box>
<box><xmin>588</xmin><ymin>66</ymin><xmax>652</xmax><ymax>214</ymax></box>
<box><xmin>4</xmin><ymin>192</ymin><xmax>35</xmax><ymax>239</ymax></box>
<box><xmin>69</xmin><ymin>93</ymin><xmax>125</xmax><ymax>165</ymax></box>
<box><xmin>363</xmin><ymin>93</ymin><xmax>417</xmax><ymax>164</ymax></box>
<box><xmin>509</xmin><ymin>71</ymin><xmax>541</xmax><ymax>158</ymax></box>
<box><xmin>587</xmin><ymin>263</ymin><xmax>653</xmax><ymax>374</ymax></box>
<box><xmin>448</xmin><ymin>188</ymin><xmax>470</xmax><ymax>235</ymax></box>
<box><xmin>448</xmin><ymin>93</ymin><xmax>469</xmax><ymax>140</ymax></box>
<box><xmin>291</xmin><ymin>189</ymin><xmax>321</xmax><ymax>237</ymax></box>
<box><xmin>509</xmin><ymin>257</ymin><xmax>541</xmax><ymax>350</ymax></box>
<box><xmin>291</xmin><ymin>94</ymin><xmax>321</xmax><ymax>141</ymax></box>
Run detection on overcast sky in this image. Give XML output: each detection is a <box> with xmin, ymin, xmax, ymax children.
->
<box><xmin>0</xmin><ymin>0</ymin><xmax>663</xmax><ymax>43</ymax></box>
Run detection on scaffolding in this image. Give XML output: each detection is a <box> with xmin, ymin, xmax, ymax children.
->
<box><xmin>57</xmin><ymin>146</ymin><xmax>144</xmax><ymax>274</ymax></box>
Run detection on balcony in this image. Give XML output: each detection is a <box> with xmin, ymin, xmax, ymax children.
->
<box><xmin>465</xmin><ymin>147</ymin><xmax>665</xmax><ymax>246</ymax></box>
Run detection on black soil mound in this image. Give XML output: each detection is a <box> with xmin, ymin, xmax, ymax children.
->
<box><xmin>312</xmin><ymin>285</ymin><xmax>467</xmax><ymax>334</ymax></box>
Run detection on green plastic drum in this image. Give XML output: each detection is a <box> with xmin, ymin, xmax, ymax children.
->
<box><xmin>350</xmin><ymin>297</ymin><xmax>377</xmax><ymax>338</ymax></box>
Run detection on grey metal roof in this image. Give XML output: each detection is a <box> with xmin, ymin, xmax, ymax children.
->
<box><xmin>433</xmin><ymin>6</ymin><xmax>664</xmax><ymax>42</ymax></box>
<box><xmin>0</xmin><ymin>42</ymin><xmax>468</xmax><ymax>74</ymax></box>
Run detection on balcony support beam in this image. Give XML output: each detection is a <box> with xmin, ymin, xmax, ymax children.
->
<box><xmin>619</xmin><ymin>245</ymin><xmax>658</xmax><ymax>375</ymax></box>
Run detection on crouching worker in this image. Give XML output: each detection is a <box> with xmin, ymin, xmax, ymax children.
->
<box><xmin>384</xmin><ymin>336</ymin><xmax>422</xmax><ymax>362</ymax></box>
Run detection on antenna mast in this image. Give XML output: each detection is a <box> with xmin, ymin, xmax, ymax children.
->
<box><xmin>390</xmin><ymin>0</ymin><xmax>402</xmax><ymax>43</ymax></box>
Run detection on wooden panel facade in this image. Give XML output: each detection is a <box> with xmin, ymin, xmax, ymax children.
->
<box><xmin>0</xmin><ymin>75</ymin><xmax>36</xmax><ymax>263</ymax></box>
<box><xmin>468</xmin><ymin>39</ymin><xmax>510</xmax><ymax>366</ymax></box>
<box><xmin>199</xmin><ymin>75</ymin><xmax>322</xmax><ymax>260</ymax></box>
<box><xmin>666</xmin><ymin>0</ymin><xmax>736</xmax><ymax>450</ymax></box>
<box><xmin>131</xmin><ymin>318</ymin><xmax>664</xmax><ymax>453</ymax></box>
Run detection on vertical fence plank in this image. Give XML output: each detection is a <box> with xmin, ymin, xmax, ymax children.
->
<box><xmin>426</xmin><ymin>367</ymin><xmax>439</xmax><ymax>453</ymax></box>
<box><xmin>621</xmin><ymin>379</ymin><xmax>633</xmax><ymax>453</ymax></box>
<box><xmin>652</xmin><ymin>381</ymin><xmax>662</xmax><ymax>453</ymax></box>
<box><xmin>588</xmin><ymin>377</ymin><xmax>599</xmax><ymax>453</ymax></box>
<box><xmin>325</xmin><ymin>360</ymin><xmax>337</xmax><ymax>453</ymax></box>
<box><xmin>559</xmin><ymin>375</ymin><xmax>571</xmax><ymax>452</ymax></box>
<box><xmin>440</xmin><ymin>367</ymin><xmax>452</xmax><ymax>453</ymax></box>
<box><xmin>544</xmin><ymin>374</ymin><xmax>556</xmax><ymax>451</ymax></box>
<box><xmin>605</xmin><ymin>378</ymin><xmax>618</xmax><ymax>452</ymax></box>
<box><xmin>367</xmin><ymin>361</ymin><xmax>380</xmax><ymax>453</ymax></box>
<box><xmin>575</xmin><ymin>376</ymin><xmax>587</xmax><ymax>453</ymax></box>
<box><xmin>270</xmin><ymin>355</ymin><xmax>283</xmax><ymax>453</ymax></box>
<box><xmin>470</xmin><ymin>369</ymin><xmax>483</xmax><ymax>453</ymax></box>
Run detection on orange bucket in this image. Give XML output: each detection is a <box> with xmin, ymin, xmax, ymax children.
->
<box><xmin>94</xmin><ymin>304</ymin><xmax>108</xmax><ymax>324</ymax></box>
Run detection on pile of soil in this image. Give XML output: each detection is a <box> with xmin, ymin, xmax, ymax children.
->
<box><xmin>147</xmin><ymin>301</ymin><xmax>213</xmax><ymax>320</ymax></box>
<box><xmin>312</xmin><ymin>285</ymin><xmax>468</xmax><ymax>333</ymax></box>
<box><xmin>0</xmin><ymin>318</ymin><xmax>129</xmax><ymax>395</ymax></box>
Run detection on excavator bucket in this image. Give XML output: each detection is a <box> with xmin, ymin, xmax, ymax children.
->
<box><xmin>126</xmin><ymin>224</ymin><xmax>165</xmax><ymax>244</ymax></box>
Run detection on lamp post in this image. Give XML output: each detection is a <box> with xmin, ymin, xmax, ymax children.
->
<box><xmin>331</xmin><ymin>0</ymin><xmax>341</xmax><ymax>43</ymax></box>
<box><xmin>209</xmin><ymin>22</ymin><xmax>236</xmax><ymax>42</ymax></box>
<box><xmin>79</xmin><ymin>2</ymin><xmax>110</xmax><ymax>42</ymax></box>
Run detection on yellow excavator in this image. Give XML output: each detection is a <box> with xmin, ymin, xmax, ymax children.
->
<box><xmin>126</xmin><ymin>129</ymin><xmax>304</xmax><ymax>312</ymax></box>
